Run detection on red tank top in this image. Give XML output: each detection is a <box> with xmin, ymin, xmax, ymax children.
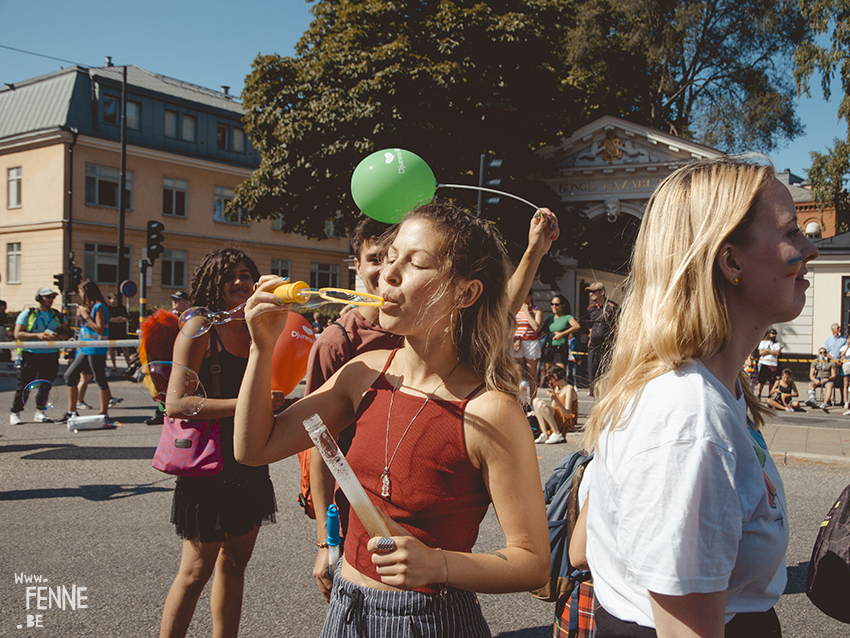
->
<box><xmin>345</xmin><ymin>349</ymin><xmax>489</xmax><ymax>593</ymax></box>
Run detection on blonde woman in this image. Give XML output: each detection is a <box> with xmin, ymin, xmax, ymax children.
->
<box><xmin>234</xmin><ymin>202</ymin><xmax>549</xmax><ymax>637</ymax></box>
<box><xmin>583</xmin><ymin>158</ymin><xmax>818</xmax><ymax>637</ymax></box>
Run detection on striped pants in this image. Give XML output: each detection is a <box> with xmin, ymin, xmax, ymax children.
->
<box><xmin>321</xmin><ymin>574</ymin><xmax>491</xmax><ymax>638</ymax></box>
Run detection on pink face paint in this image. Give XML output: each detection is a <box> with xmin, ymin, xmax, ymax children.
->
<box><xmin>784</xmin><ymin>255</ymin><xmax>802</xmax><ymax>278</ymax></box>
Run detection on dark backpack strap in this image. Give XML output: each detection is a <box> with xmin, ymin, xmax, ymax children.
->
<box><xmin>329</xmin><ymin>320</ymin><xmax>354</xmax><ymax>361</ymax></box>
<box><xmin>207</xmin><ymin>328</ymin><xmax>223</xmax><ymax>399</ymax></box>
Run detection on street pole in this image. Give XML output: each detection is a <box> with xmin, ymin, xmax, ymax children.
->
<box><xmin>139</xmin><ymin>258</ymin><xmax>151</xmax><ymax>319</ymax></box>
<box><xmin>117</xmin><ymin>65</ymin><xmax>128</xmax><ymax>300</ymax></box>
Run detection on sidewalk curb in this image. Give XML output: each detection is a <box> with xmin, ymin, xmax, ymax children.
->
<box><xmin>771</xmin><ymin>451</ymin><xmax>850</xmax><ymax>469</ymax></box>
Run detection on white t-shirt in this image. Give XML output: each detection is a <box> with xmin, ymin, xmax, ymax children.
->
<box><xmin>586</xmin><ymin>360</ymin><xmax>788</xmax><ymax>627</ymax></box>
<box><xmin>757</xmin><ymin>339</ymin><xmax>781</xmax><ymax>368</ymax></box>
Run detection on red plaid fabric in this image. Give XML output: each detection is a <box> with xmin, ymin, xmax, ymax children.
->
<box><xmin>553</xmin><ymin>581</ymin><xmax>595</xmax><ymax>638</ymax></box>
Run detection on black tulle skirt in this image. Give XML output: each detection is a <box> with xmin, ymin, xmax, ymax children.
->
<box><xmin>171</xmin><ymin>468</ymin><xmax>277</xmax><ymax>543</ymax></box>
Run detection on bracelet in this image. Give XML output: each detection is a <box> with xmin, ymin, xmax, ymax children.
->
<box><xmin>316</xmin><ymin>541</ymin><xmax>328</xmax><ymax>548</ymax></box>
<box><xmin>436</xmin><ymin>547</ymin><xmax>449</xmax><ymax>585</ymax></box>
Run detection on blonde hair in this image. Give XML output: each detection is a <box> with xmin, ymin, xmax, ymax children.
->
<box><xmin>583</xmin><ymin>157</ymin><xmax>775</xmax><ymax>450</ymax></box>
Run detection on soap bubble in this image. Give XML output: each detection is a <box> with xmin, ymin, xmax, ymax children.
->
<box><xmin>138</xmin><ymin>361</ymin><xmax>206</xmax><ymax>416</ymax></box>
<box><xmin>23</xmin><ymin>380</ymin><xmax>58</xmax><ymax>412</ymax></box>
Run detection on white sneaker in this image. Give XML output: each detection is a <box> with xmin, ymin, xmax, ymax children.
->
<box><xmin>76</xmin><ymin>400</ymin><xmax>93</xmax><ymax>410</ymax></box>
<box><xmin>534</xmin><ymin>433</ymin><xmax>548</xmax><ymax>444</ymax></box>
<box><xmin>545</xmin><ymin>433</ymin><xmax>566</xmax><ymax>444</ymax></box>
<box><xmin>9</xmin><ymin>413</ymin><xmax>21</xmax><ymax>425</ymax></box>
<box><xmin>33</xmin><ymin>411</ymin><xmax>54</xmax><ymax>423</ymax></box>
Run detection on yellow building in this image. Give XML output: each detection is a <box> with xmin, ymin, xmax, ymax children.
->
<box><xmin>0</xmin><ymin>64</ymin><xmax>349</xmax><ymax>314</ymax></box>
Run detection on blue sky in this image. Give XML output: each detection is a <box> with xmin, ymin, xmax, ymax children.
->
<box><xmin>1</xmin><ymin>0</ymin><xmax>845</xmax><ymax>180</ymax></box>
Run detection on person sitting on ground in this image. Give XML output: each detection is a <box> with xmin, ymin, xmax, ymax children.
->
<box><xmin>765</xmin><ymin>368</ymin><xmax>802</xmax><ymax>412</ymax></box>
<box><xmin>806</xmin><ymin>348</ymin><xmax>838</xmax><ymax>410</ymax></box>
<box><xmin>531</xmin><ymin>367</ymin><xmax>578</xmax><ymax>444</ymax></box>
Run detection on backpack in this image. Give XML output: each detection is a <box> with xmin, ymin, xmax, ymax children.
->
<box><xmin>806</xmin><ymin>483</ymin><xmax>850</xmax><ymax>623</ymax></box>
<box><xmin>530</xmin><ymin>450</ymin><xmax>593</xmax><ymax>602</ymax></box>
<box><xmin>297</xmin><ymin>320</ymin><xmax>354</xmax><ymax>519</ymax></box>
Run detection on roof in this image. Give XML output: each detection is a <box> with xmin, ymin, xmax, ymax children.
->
<box><xmin>786</xmin><ymin>182</ymin><xmax>814</xmax><ymax>204</ymax></box>
<box><xmin>813</xmin><ymin>231</ymin><xmax>850</xmax><ymax>252</ymax></box>
<box><xmin>0</xmin><ymin>67</ymin><xmax>78</xmax><ymax>139</ymax></box>
<box><xmin>0</xmin><ymin>64</ymin><xmax>242</xmax><ymax>142</ymax></box>
<box><xmin>90</xmin><ymin>65</ymin><xmax>241</xmax><ymax>115</ymax></box>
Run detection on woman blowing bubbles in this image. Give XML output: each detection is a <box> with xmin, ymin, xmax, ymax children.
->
<box><xmin>583</xmin><ymin>158</ymin><xmax>818</xmax><ymax>637</ymax></box>
<box><xmin>235</xmin><ymin>202</ymin><xmax>549</xmax><ymax>636</ymax></box>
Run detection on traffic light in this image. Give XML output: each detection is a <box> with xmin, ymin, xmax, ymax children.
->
<box><xmin>477</xmin><ymin>155</ymin><xmax>505</xmax><ymax>215</ymax></box>
<box><xmin>146</xmin><ymin>220</ymin><xmax>165</xmax><ymax>261</ymax></box>
<box><xmin>70</xmin><ymin>265</ymin><xmax>83</xmax><ymax>290</ymax></box>
<box><xmin>53</xmin><ymin>273</ymin><xmax>64</xmax><ymax>292</ymax></box>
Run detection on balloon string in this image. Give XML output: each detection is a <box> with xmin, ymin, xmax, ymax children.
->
<box><xmin>436</xmin><ymin>184</ymin><xmax>540</xmax><ymax>211</ymax></box>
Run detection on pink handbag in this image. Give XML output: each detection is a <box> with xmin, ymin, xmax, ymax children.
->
<box><xmin>152</xmin><ymin>417</ymin><xmax>222</xmax><ymax>477</ymax></box>
<box><xmin>151</xmin><ymin>327</ymin><xmax>223</xmax><ymax>477</ymax></box>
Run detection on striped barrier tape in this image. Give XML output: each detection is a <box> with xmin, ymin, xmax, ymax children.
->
<box><xmin>0</xmin><ymin>339</ymin><xmax>140</xmax><ymax>350</ymax></box>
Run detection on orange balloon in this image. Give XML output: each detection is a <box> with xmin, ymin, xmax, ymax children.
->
<box><xmin>271</xmin><ymin>313</ymin><xmax>317</xmax><ymax>394</ymax></box>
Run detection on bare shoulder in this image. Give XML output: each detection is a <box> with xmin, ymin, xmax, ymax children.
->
<box><xmin>464</xmin><ymin>389</ymin><xmax>530</xmax><ymax>461</ymax></box>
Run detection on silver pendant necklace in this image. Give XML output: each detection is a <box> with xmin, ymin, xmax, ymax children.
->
<box><xmin>381</xmin><ymin>359</ymin><xmax>461</xmax><ymax>499</ymax></box>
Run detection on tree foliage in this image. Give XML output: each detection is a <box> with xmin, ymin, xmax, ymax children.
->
<box><xmin>234</xmin><ymin>0</ymin><xmax>808</xmax><ymax>268</ymax></box>
<box><xmin>568</xmin><ymin>0</ymin><xmax>806</xmax><ymax>152</ymax></box>
<box><xmin>235</xmin><ymin>0</ymin><xmax>584</xmax><ymax>271</ymax></box>
<box><xmin>795</xmin><ymin>0</ymin><xmax>850</xmax><ymax>231</ymax></box>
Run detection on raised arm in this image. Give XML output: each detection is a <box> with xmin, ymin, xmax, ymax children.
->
<box><xmin>233</xmin><ymin>277</ymin><xmax>362</xmax><ymax>467</ymax></box>
<box><xmin>506</xmin><ymin>209</ymin><xmax>560</xmax><ymax>314</ymax></box>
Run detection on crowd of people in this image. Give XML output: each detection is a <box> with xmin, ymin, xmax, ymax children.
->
<box><xmin>6</xmin><ymin>155</ymin><xmax>844</xmax><ymax>637</ymax></box>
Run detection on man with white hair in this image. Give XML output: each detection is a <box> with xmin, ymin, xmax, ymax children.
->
<box><xmin>824</xmin><ymin>323</ymin><xmax>847</xmax><ymax>405</ymax></box>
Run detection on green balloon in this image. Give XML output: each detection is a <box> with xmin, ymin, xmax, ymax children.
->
<box><xmin>350</xmin><ymin>148</ymin><xmax>437</xmax><ymax>223</ymax></box>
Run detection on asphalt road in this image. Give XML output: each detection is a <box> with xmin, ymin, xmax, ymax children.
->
<box><xmin>0</xmin><ymin>371</ymin><xmax>848</xmax><ymax>637</ymax></box>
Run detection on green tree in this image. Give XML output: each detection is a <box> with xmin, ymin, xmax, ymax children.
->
<box><xmin>234</xmin><ymin>0</ymin><xmax>806</xmax><ymax>268</ymax></box>
<box><xmin>795</xmin><ymin>0</ymin><xmax>850</xmax><ymax>232</ymax></box>
<box><xmin>567</xmin><ymin>0</ymin><xmax>806</xmax><ymax>152</ymax></box>
<box><xmin>234</xmin><ymin>0</ymin><xmax>584</xmax><ymax>274</ymax></box>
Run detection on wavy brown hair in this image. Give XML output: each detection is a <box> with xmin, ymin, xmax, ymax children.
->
<box><xmin>388</xmin><ymin>201</ymin><xmax>522</xmax><ymax>397</ymax></box>
<box><xmin>189</xmin><ymin>247</ymin><xmax>259</xmax><ymax>311</ymax></box>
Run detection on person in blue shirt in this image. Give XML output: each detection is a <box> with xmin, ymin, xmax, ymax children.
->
<box><xmin>10</xmin><ymin>286</ymin><xmax>69</xmax><ymax>424</ymax></box>
<box><xmin>824</xmin><ymin>323</ymin><xmax>847</xmax><ymax>406</ymax></box>
<box><xmin>62</xmin><ymin>279</ymin><xmax>114</xmax><ymax>422</ymax></box>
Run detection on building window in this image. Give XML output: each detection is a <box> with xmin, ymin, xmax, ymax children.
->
<box><xmin>164</xmin><ymin>111</ymin><xmax>177</xmax><ymax>138</ymax></box>
<box><xmin>6</xmin><ymin>243</ymin><xmax>21</xmax><ymax>284</ymax></box>
<box><xmin>271</xmin><ymin>214</ymin><xmax>285</xmax><ymax>231</ymax></box>
<box><xmin>233</xmin><ymin>128</ymin><xmax>245</xmax><ymax>153</ymax></box>
<box><xmin>182</xmin><ymin>114</ymin><xmax>196</xmax><ymax>142</ymax></box>
<box><xmin>163</xmin><ymin>177</ymin><xmax>188</xmax><ymax>217</ymax></box>
<box><xmin>103</xmin><ymin>96</ymin><xmax>140</xmax><ymax>129</ymax></box>
<box><xmin>165</xmin><ymin>110</ymin><xmax>196</xmax><ymax>142</ymax></box>
<box><xmin>213</xmin><ymin>186</ymin><xmax>249</xmax><ymax>225</ymax></box>
<box><xmin>83</xmin><ymin>243</ymin><xmax>131</xmax><ymax>286</ymax></box>
<box><xmin>216</xmin><ymin>123</ymin><xmax>245</xmax><ymax>153</ymax></box>
<box><xmin>311</xmin><ymin>263</ymin><xmax>339</xmax><ymax>289</ymax></box>
<box><xmin>7</xmin><ymin>167</ymin><xmax>21</xmax><ymax>209</ymax></box>
<box><xmin>271</xmin><ymin>259</ymin><xmax>290</xmax><ymax>279</ymax></box>
<box><xmin>162</xmin><ymin>249</ymin><xmax>187</xmax><ymax>288</ymax></box>
<box><xmin>85</xmin><ymin>164</ymin><xmax>133</xmax><ymax>209</ymax></box>
<box><xmin>217</xmin><ymin>123</ymin><xmax>229</xmax><ymax>150</ymax></box>
<box><xmin>324</xmin><ymin>211</ymin><xmax>342</xmax><ymax>238</ymax></box>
